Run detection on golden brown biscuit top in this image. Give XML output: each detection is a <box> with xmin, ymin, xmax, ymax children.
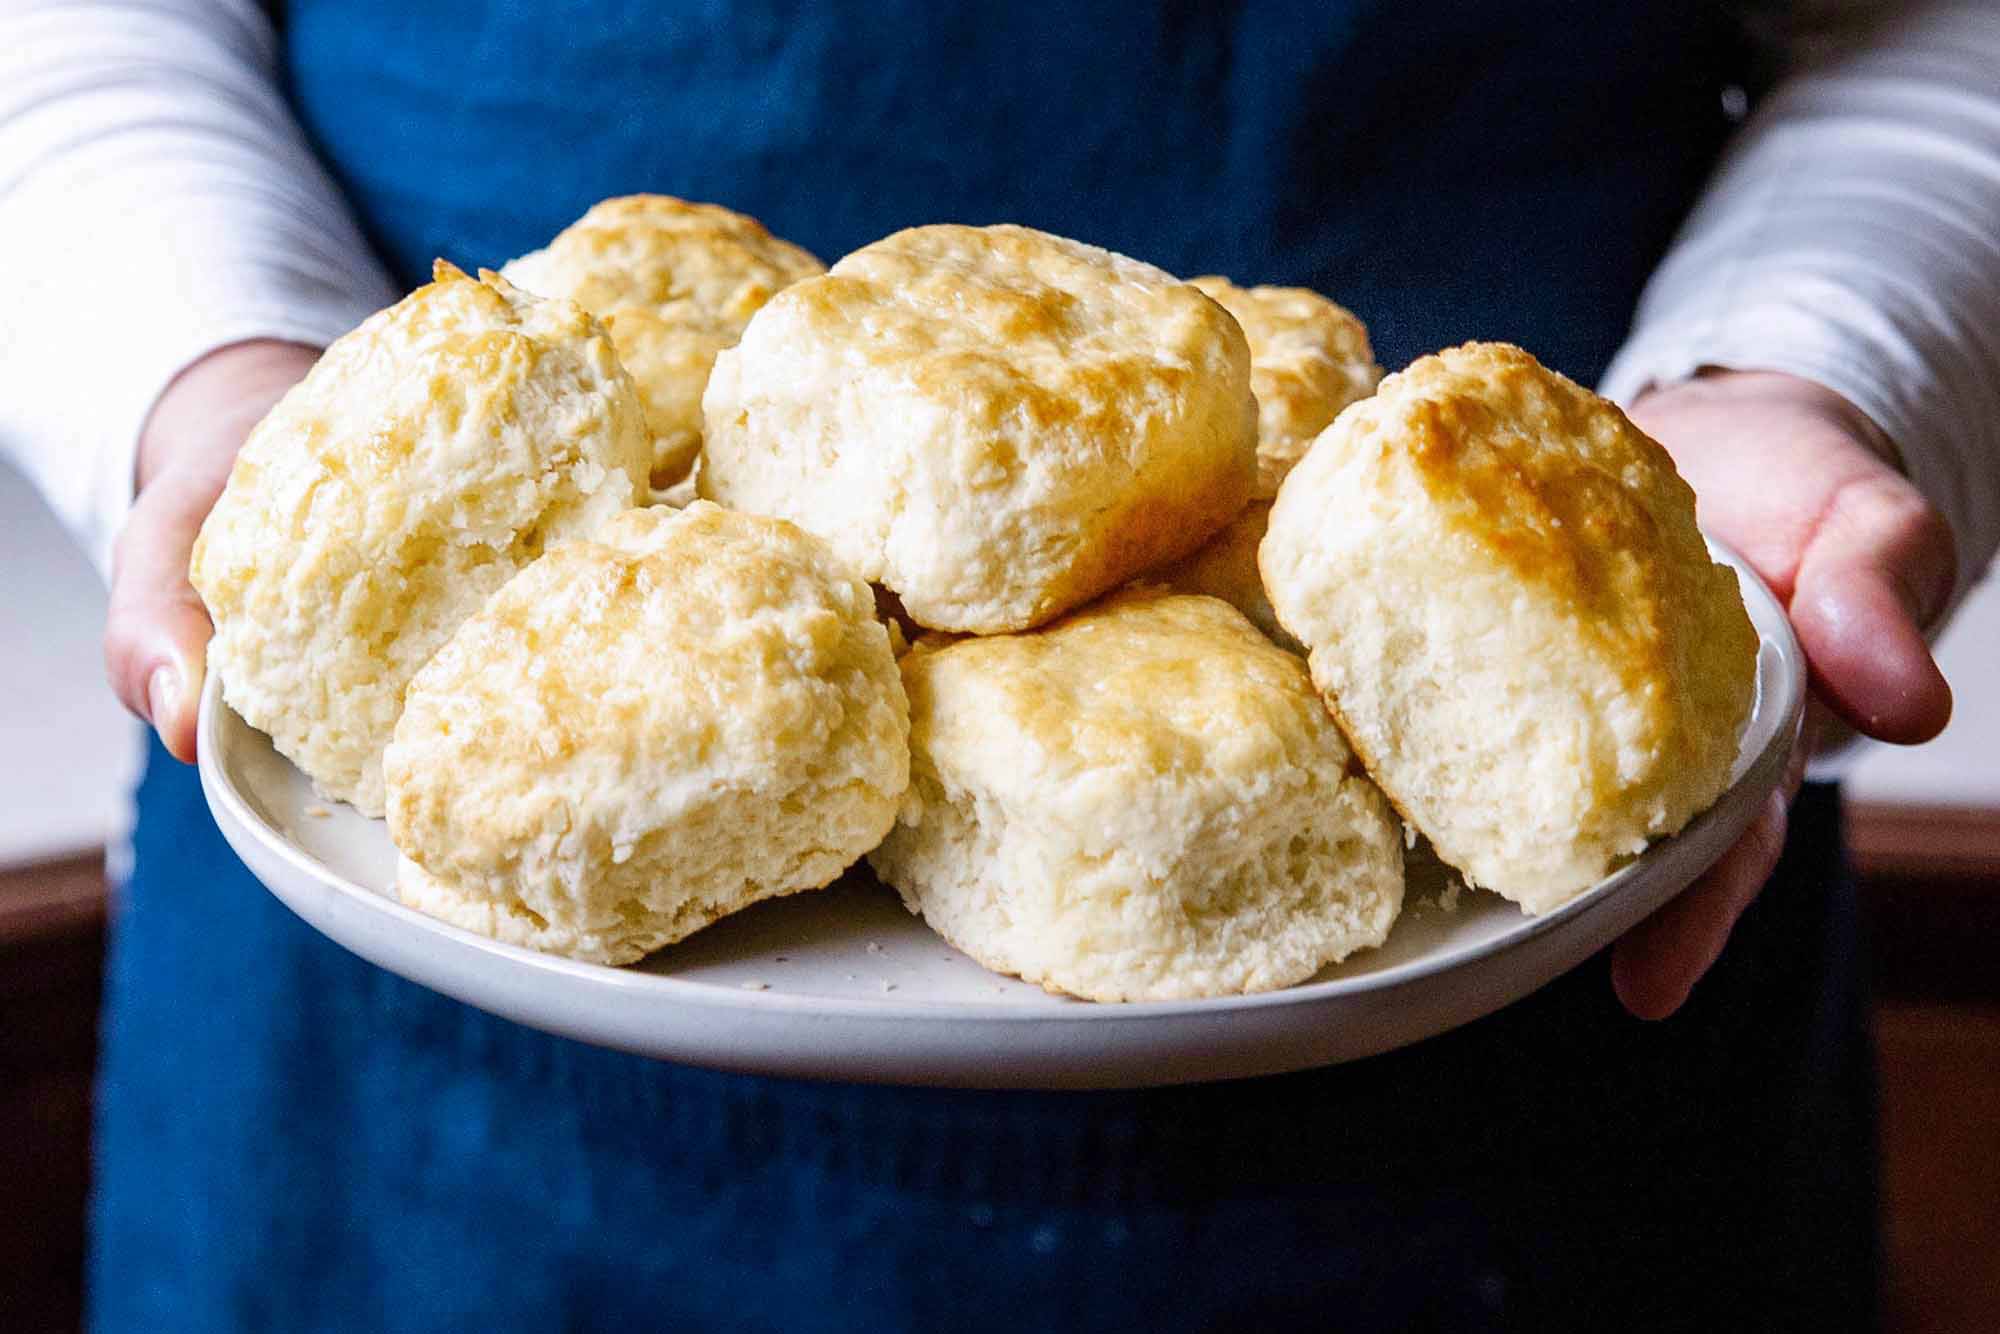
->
<box><xmin>1373</xmin><ymin>341</ymin><xmax>1714</xmax><ymax>687</ymax></box>
<box><xmin>385</xmin><ymin>501</ymin><xmax>907</xmax><ymax>903</ymax></box>
<box><xmin>400</xmin><ymin>502</ymin><xmax>888</xmax><ymax>785</ymax></box>
<box><xmin>901</xmin><ymin>586</ymin><xmax>1349</xmax><ymax>783</ymax></box>
<box><xmin>1189</xmin><ymin>276</ymin><xmax>1380</xmax><ymax>495</ymax></box>
<box><xmin>507</xmin><ymin>194</ymin><xmax>824</xmax><ymax>328</ymax></box>
<box><xmin>408</xmin><ymin>258</ymin><xmax>602</xmax><ymax>361</ymax></box>
<box><xmin>501</xmin><ymin>196</ymin><xmax>824</xmax><ymax>489</ymax></box>
<box><xmin>778</xmin><ymin>224</ymin><xmax>1246</xmax><ymax>425</ymax></box>
<box><xmin>195</xmin><ymin>260</ymin><xmax>644</xmax><ymax>563</ymax></box>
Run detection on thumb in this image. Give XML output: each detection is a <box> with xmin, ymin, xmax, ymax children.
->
<box><xmin>104</xmin><ymin>467</ymin><xmax>228</xmax><ymax>763</ymax></box>
<box><xmin>102</xmin><ymin>338</ymin><xmax>321</xmax><ymax>763</ymax></box>
<box><xmin>1789</xmin><ymin>471</ymin><xmax>1955</xmax><ymax>745</ymax></box>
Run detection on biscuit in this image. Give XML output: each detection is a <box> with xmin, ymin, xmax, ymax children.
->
<box><xmin>385</xmin><ymin>502</ymin><xmax>910</xmax><ymax>964</ymax></box>
<box><xmin>191</xmin><ymin>262</ymin><xmax>650</xmax><ymax>815</ymax></box>
<box><xmin>1188</xmin><ymin>276</ymin><xmax>1380</xmax><ymax>497</ymax></box>
<box><xmin>1261</xmin><ymin>342</ymin><xmax>1758</xmax><ymax>912</ymax></box>
<box><xmin>503</xmin><ymin>195</ymin><xmax>824</xmax><ymax>490</ymax></box>
<box><xmin>868</xmin><ymin>588</ymin><xmax>1403</xmax><ymax>1001</ymax></box>
<box><xmin>1158</xmin><ymin>279</ymin><xmax>1377</xmax><ymax>645</ymax></box>
<box><xmin>1155</xmin><ymin>501</ymin><xmax>1299</xmax><ymax>651</ymax></box>
<box><xmin>699</xmin><ymin>224</ymin><xmax>1258</xmax><ymax>633</ymax></box>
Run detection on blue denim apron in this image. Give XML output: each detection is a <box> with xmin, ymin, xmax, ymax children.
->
<box><xmin>92</xmin><ymin>4</ymin><xmax>1876</xmax><ymax>1330</ymax></box>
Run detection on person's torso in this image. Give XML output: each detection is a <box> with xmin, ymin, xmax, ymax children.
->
<box><xmin>90</xmin><ymin>18</ymin><xmax>1885</xmax><ymax>1332</ymax></box>
<box><xmin>280</xmin><ymin>0</ymin><xmax>1753</xmax><ymax>382</ymax></box>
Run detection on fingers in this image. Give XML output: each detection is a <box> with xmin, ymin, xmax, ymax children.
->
<box><xmin>1790</xmin><ymin>472</ymin><xmax>1955</xmax><ymax>744</ymax></box>
<box><xmin>103</xmin><ymin>340</ymin><xmax>321</xmax><ymax>763</ymax></box>
<box><xmin>104</xmin><ymin>465</ymin><xmax>229</xmax><ymax>763</ymax></box>
<box><xmin>1609</xmin><ymin>678</ymin><xmax>1810</xmax><ymax>1021</ymax></box>
<box><xmin>1613</xmin><ymin>372</ymin><xmax>1949</xmax><ymax>1019</ymax></box>
<box><xmin>1630</xmin><ymin>372</ymin><xmax>1956</xmax><ymax>747</ymax></box>
<box><xmin>1610</xmin><ymin>788</ymin><xmax>1791</xmax><ymax>1020</ymax></box>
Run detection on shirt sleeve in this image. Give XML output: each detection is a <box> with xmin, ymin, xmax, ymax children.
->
<box><xmin>1600</xmin><ymin>0</ymin><xmax>2000</xmax><ymax>604</ymax></box>
<box><xmin>0</xmin><ymin>0</ymin><xmax>397</xmax><ymax>576</ymax></box>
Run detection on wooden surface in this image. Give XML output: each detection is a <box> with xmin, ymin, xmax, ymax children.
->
<box><xmin>1849</xmin><ymin>802</ymin><xmax>2000</xmax><ymax>883</ymax></box>
<box><xmin>1850</xmin><ymin>800</ymin><xmax>2000</xmax><ymax>1331</ymax></box>
<box><xmin>1877</xmin><ymin>1001</ymin><xmax>2000</xmax><ymax>1334</ymax></box>
<box><xmin>0</xmin><ymin>854</ymin><xmax>105</xmax><ymax>1334</ymax></box>
<box><xmin>0</xmin><ymin>813</ymin><xmax>1995</xmax><ymax>1331</ymax></box>
<box><xmin>1850</xmin><ymin>803</ymin><xmax>2000</xmax><ymax>1004</ymax></box>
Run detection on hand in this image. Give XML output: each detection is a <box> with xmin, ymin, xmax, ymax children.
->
<box><xmin>104</xmin><ymin>340</ymin><xmax>321</xmax><ymax>763</ymax></box>
<box><xmin>1609</xmin><ymin>370</ymin><xmax>1955</xmax><ymax>1019</ymax></box>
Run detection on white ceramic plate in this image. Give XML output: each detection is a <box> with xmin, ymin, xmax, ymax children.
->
<box><xmin>199</xmin><ymin>541</ymin><xmax>1804</xmax><ymax>1090</ymax></box>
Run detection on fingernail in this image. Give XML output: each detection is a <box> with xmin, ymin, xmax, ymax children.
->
<box><xmin>147</xmin><ymin>664</ymin><xmax>181</xmax><ymax>727</ymax></box>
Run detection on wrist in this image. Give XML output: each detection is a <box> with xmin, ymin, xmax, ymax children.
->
<box><xmin>136</xmin><ymin>339</ymin><xmax>322</xmax><ymax>493</ymax></box>
<box><xmin>1630</xmin><ymin>368</ymin><xmax>1902</xmax><ymax>470</ymax></box>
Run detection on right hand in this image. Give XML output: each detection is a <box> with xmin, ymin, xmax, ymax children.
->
<box><xmin>1607</xmin><ymin>369</ymin><xmax>1955</xmax><ymax>1019</ymax></box>
<box><xmin>104</xmin><ymin>339</ymin><xmax>321</xmax><ymax>763</ymax></box>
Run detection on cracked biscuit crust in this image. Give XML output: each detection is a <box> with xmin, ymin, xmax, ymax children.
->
<box><xmin>385</xmin><ymin>503</ymin><xmax>910</xmax><ymax>964</ymax></box>
<box><xmin>1262</xmin><ymin>342</ymin><xmax>1758</xmax><ymax>911</ymax></box>
<box><xmin>191</xmin><ymin>262</ymin><xmax>650</xmax><ymax>814</ymax></box>
<box><xmin>700</xmin><ymin>224</ymin><xmax>1258</xmax><ymax>633</ymax></box>
<box><xmin>503</xmin><ymin>195</ymin><xmax>823</xmax><ymax>491</ymax></box>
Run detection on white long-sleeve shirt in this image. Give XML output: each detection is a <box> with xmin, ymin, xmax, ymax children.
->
<box><xmin>0</xmin><ymin>0</ymin><xmax>395</xmax><ymax>576</ymax></box>
<box><xmin>1601</xmin><ymin>0</ymin><xmax>2000</xmax><ymax>610</ymax></box>
<box><xmin>3</xmin><ymin>0</ymin><xmax>1999</xmax><ymax>596</ymax></box>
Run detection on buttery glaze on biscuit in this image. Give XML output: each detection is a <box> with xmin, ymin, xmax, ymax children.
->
<box><xmin>1403</xmin><ymin>377</ymin><xmax>1673</xmax><ymax>688</ymax></box>
<box><xmin>1261</xmin><ymin>341</ymin><xmax>1758</xmax><ymax>911</ymax></box>
<box><xmin>503</xmin><ymin>195</ymin><xmax>824</xmax><ymax>490</ymax></box>
<box><xmin>190</xmin><ymin>262</ymin><xmax>650</xmax><ymax>815</ymax></box>
<box><xmin>385</xmin><ymin>503</ymin><xmax>910</xmax><ymax>965</ymax></box>
<box><xmin>699</xmin><ymin>224</ymin><xmax>1258</xmax><ymax>633</ymax></box>
<box><xmin>870</xmin><ymin>588</ymin><xmax>1403</xmax><ymax>1002</ymax></box>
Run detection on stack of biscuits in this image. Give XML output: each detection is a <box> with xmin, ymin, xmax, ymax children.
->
<box><xmin>191</xmin><ymin>196</ymin><xmax>1757</xmax><ymax>1000</ymax></box>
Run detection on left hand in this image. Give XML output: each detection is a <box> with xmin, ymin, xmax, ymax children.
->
<box><xmin>1609</xmin><ymin>370</ymin><xmax>1956</xmax><ymax>1019</ymax></box>
<box><xmin>104</xmin><ymin>339</ymin><xmax>321</xmax><ymax>763</ymax></box>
